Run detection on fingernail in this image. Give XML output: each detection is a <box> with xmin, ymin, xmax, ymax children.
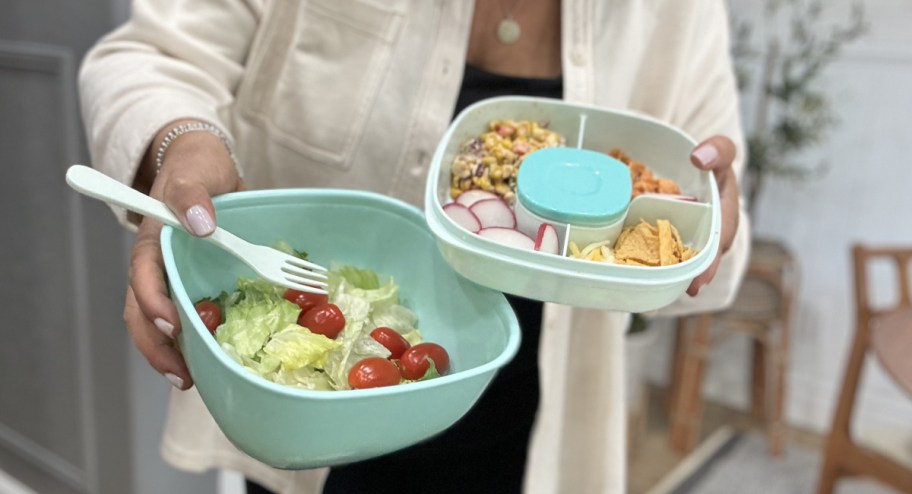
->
<box><xmin>693</xmin><ymin>145</ymin><xmax>719</xmax><ymax>168</ymax></box>
<box><xmin>165</xmin><ymin>373</ymin><xmax>185</xmax><ymax>389</ymax></box>
<box><xmin>186</xmin><ymin>205</ymin><xmax>215</xmax><ymax>236</ymax></box>
<box><xmin>154</xmin><ymin>318</ymin><xmax>175</xmax><ymax>338</ymax></box>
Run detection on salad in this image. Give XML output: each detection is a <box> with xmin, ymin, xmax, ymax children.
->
<box><xmin>192</xmin><ymin>252</ymin><xmax>450</xmax><ymax>391</ymax></box>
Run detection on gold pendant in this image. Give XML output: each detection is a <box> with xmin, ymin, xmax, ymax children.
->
<box><xmin>496</xmin><ymin>17</ymin><xmax>521</xmax><ymax>45</ymax></box>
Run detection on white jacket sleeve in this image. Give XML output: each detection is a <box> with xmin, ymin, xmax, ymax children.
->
<box><xmin>78</xmin><ymin>0</ymin><xmax>258</xmax><ymax>226</ymax></box>
<box><xmin>657</xmin><ymin>0</ymin><xmax>751</xmax><ymax>317</ymax></box>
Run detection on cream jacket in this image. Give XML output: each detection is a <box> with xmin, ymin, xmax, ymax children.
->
<box><xmin>79</xmin><ymin>1</ymin><xmax>749</xmax><ymax>492</ymax></box>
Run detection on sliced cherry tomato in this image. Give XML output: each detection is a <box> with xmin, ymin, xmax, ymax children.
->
<box><xmin>399</xmin><ymin>342</ymin><xmax>450</xmax><ymax>380</ymax></box>
<box><xmin>298</xmin><ymin>303</ymin><xmax>346</xmax><ymax>339</ymax></box>
<box><xmin>348</xmin><ymin>357</ymin><xmax>401</xmax><ymax>389</ymax></box>
<box><xmin>283</xmin><ymin>288</ymin><xmax>328</xmax><ymax>314</ymax></box>
<box><xmin>194</xmin><ymin>300</ymin><xmax>222</xmax><ymax>335</ymax></box>
<box><xmin>370</xmin><ymin>327</ymin><xmax>411</xmax><ymax>359</ymax></box>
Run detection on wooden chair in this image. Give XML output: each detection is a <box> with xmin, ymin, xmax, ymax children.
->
<box><xmin>816</xmin><ymin>245</ymin><xmax>912</xmax><ymax>494</ymax></box>
<box><xmin>667</xmin><ymin>238</ymin><xmax>798</xmax><ymax>455</ymax></box>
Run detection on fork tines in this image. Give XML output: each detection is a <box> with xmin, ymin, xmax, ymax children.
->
<box><xmin>279</xmin><ymin>256</ymin><xmax>329</xmax><ymax>294</ymax></box>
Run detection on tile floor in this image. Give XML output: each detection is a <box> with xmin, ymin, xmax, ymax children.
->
<box><xmin>627</xmin><ymin>385</ymin><xmax>826</xmax><ymax>494</ymax></box>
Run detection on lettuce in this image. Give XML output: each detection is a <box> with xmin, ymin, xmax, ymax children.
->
<box><xmin>370</xmin><ymin>303</ymin><xmax>419</xmax><ymax>335</ymax></box>
<box><xmin>215</xmin><ymin>279</ymin><xmax>299</xmax><ymax>359</ymax></box>
<box><xmin>269</xmin><ymin>366</ymin><xmax>334</xmax><ymax>391</ymax></box>
<box><xmin>214</xmin><ymin>264</ymin><xmax>422</xmax><ymax>391</ymax></box>
<box><xmin>323</xmin><ymin>292</ymin><xmax>391</xmax><ymax>389</ymax></box>
<box><xmin>263</xmin><ymin>324</ymin><xmax>339</xmax><ymax>370</ymax></box>
<box><xmin>329</xmin><ymin>265</ymin><xmax>381</xmax><ymax>291</ymax></box>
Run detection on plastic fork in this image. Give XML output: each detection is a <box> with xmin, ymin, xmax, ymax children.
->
<box><xmin>65</xmin><ymin>165</ymin><xmax>328</xmax><ymax>294</ymax></box>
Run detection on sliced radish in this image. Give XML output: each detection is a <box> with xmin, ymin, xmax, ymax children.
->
<box><xmin>455</xmin><ymin>189</ymin><xmax>499</xmax><ymax>208</ymax></box>
<box><xmin>470</xmin><ymin>198</ymin><xmax>516</xmax><ymax>229</ymax></box>
<box><xmin>443</xmin><ymin>202</ymin><xmax>481</xmax><ymax>233</ymax></box>
<box><xmin>478</xmin><ymin>227</ymin><xmax>535</xmax><ymax>250</ymax></box>
<box><xmin>533</xmin><ymin>223</ymin><xmax>560</xmax><ymax>255</ymax></box>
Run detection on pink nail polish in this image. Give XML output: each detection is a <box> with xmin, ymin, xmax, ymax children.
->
<box><xmin>186</xmin><ymin>205</ymin><xmax>215</xmax><ymax>236</ymax></box>
<box><xmin>165</xmin><ymin>373</ymin><xmax>185</xmax><ymax>389</ymax></box>
<box><xmin>154</xmin><ymin>317</ymin><xmax>175</xmax><ymax>338</ymax></box>
<box><xmin>693</xmin><ymin>145</ymin><xmax>719</xmax><ymax>168</ymax></box>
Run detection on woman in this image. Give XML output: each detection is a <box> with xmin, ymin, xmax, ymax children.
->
<box><xmin>78</xmin><ymin>0</ymin><xmax>749</xmax><ymax>492</ymax></box>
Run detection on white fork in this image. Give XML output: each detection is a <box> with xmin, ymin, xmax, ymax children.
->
<box><xmin>66</xmin><ymin>165</ymin><xmax>328</xmax><ymax>294</ymax></box>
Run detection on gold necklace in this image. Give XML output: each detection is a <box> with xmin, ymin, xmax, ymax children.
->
<box><xmin>495</xmin><ymin>0</ymin><xmax>522</xmax><ymax>45</ymax></box>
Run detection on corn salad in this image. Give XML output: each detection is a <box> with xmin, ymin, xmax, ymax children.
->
<box><xmin>450</xmin><ymin>120</ymin><xmax>565</xmax><ymax>204</ymax></box>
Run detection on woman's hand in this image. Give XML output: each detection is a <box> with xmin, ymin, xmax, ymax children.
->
<box><xmin>125</xmin><ymin>121</ymin><xmax>243</xmax><ymax>389</ymax></box>
<box><xmin>686</xmin><ymin>136</ymin><xmax>740</xmax><ymax>296</ymax></box>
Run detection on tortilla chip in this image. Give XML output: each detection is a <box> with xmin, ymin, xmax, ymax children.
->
<box><xmin>658</xmin><ymin>219</ymin><xmax>677</xmax><ymax>266</ymax></box>
<box><xmin>614</xmin><ymin>220</ymin><xmax>661</xmax><ymax>266</ymax></box>
<box><xmin>613</xmin><ymin>218</ymin><xmax>697</xmax><ymax>267</ymax></box>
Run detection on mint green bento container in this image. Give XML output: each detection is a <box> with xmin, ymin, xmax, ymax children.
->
<box><xmin>425</xmin><ymin>96</ymin><xmax>721</xmax><ymax>312</ymax></box>
<box><xmin>161</xmin><ymin>189</ymin><xmax>520</xmax><ymax>469</ymax></box>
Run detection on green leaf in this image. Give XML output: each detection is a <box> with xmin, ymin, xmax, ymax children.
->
<box><xmin>272</xmin><ymin>240</ymin><xmax>309</xmax><ymax>260</ymax></box>
<box><xmin>262</xmin><ymin>324</ymin><xmax>340</xmax><ymax>370</ymax></box>
<box><xmin>214</xmin><ymin>278</ymin><xmax>300</xmax><ymax>358</ymax></box>
<box><xmin>329</xmin><ymin>265</ymin><xmax>381</xmax><ymax>291</ymax></box>
<box><xmin>417</xmin><ymin>358</ymin><xmax>442</xmax><ymax>381</ymax></box>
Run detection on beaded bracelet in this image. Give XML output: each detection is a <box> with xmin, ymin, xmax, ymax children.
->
<box><xmin>154</xmin><ymin>121</ymin><xmax>241</xmax><ymax>176</ymax></box>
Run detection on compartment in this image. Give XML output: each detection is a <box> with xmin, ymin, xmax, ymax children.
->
<box><xmin>433</xmin><ymin>99</ymin><xmax>583</xmax><ymax>210</ymax></box>
<box><xmin>565</xmin><ymin>194</ymin><xmax>712</xmax><ymax>265</ymax></box>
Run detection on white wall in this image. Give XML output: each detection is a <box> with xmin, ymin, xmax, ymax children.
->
<box><xmin>648</xmin><ymin>0</ymin><xmax>912</xmax><ymax>462</ymax></box>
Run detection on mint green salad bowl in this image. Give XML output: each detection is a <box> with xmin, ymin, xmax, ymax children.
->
<box><xmin>160</xmin><ymin>189</ymin><xmax>520</xmax><ymax>469</ymax></box>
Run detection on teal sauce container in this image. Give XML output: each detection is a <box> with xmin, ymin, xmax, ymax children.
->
<box><xmin>515</xmin><ymin>147</ymin><xmax>633</xmax><ymax>247</ymax></box>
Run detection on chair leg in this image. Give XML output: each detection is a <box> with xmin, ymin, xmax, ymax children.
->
<box><xmin>766</xmin><ymin>342</ymin><xmax>786</xmax><ymax>455</ymax></box>
<box><xmin>769</xmin><ymin>322</ymin><xmax>790</xmax><ymax>456</ymax></box>
<box><xmin>816</xmin><ymin>442</ymin><xmax>842</xmax><ymax>494</ymax></box>
<box><xmin>666</xmin><ymin>317</ymin><xmax>688</xmax><ymax>415</ymax></box>
<box><xmin>816</xmin><ymin>311</ymin><xmax>871</xmax><ymax>493</ymax></box>
<box><xmin>668</xmin><ymin>313</ymin><xmax>712</xmax><ymax>453</ymax></box>
<box><xmin>751</xmin><ymin>339</ymin><xmax>767</xmax><ymax>421</ymax></box>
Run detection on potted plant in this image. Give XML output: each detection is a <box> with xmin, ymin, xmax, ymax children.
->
<box><xmin>730</xmin><ymin>0</ymin><xmax>867</xmax><ymax>217</ymax></box>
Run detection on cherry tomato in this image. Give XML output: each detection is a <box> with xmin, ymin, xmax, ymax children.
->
<box><xmin>399</xmin><ymin>342</ymin><xmax>450</xmax><ymax>380</ymax></box>
<box><xmin>348</xmin><ymin>357</ymin><xmax>401</xmax><ymax>389</ymax></box>
<box><xmin>370</xmin><ymin>327</ymin><xmax>411</xmax><ymax>359</ymax></box>
<box><xmin>298</xmin><ymin>303</ymin><xmax>346</xmax><ymax>339</ymax></box>
<box><xmin>283</xmin><ymin>288</ymin><xmax>328</xmax><ymax>314</ymax></box>
<box><xmin>194</xmin><ymin>300</ymin><xmax>222</xmax><ymax>335</ymax></box>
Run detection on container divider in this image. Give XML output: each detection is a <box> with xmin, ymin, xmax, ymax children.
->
<box><xmin>576</xmin><ymin>113</ymin><xmax>588</xmax><ymax>149</ymax></box>
<box><xmin>560</xmin><ymin>223</ymin><xmax>571</xmax><ymax>257</ymax></box>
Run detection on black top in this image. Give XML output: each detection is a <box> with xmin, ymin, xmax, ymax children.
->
<box><xmin>453</xmin><ymin>63</ymin><xmax>564</xmax><ymax>117</ymax></box>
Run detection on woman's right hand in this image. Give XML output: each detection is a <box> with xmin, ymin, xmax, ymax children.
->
<box><xmin>125</xmin><ymin>120</ymin><xmax>244</xmax><ymax>390</ymax></box>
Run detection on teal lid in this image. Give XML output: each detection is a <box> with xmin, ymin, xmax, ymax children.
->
<box><xmin>516</xmin><ymin>148</ymin><xmax>632</xmax><ymax>227</ymax></box>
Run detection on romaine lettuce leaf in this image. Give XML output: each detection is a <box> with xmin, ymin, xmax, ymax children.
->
<box><xmin>324</xmin><ymin>292</ymin><xmax>391</xmax><ymax>389</ymax></box>
<box><xmin>370</xmin><ymin>303</ymin><xmax>419</xmax><ymax>335</ymax></box>
<box><xmin>269</xmin><ymin>366</ymin><xmax>334</xmax><ymax>391</ymax></box>
<box><xmin>215</xmin><ymin>278</ymin><xmax>300</xmax><ymax>358</ymax></box>
<box><xmin>329</xmin><ymin>264</ymin><xmax>381</xmax><ymax>291</ymax></box>
<box><xmin>219</xmin><ymin>342</ymin><xmax>281</xmax><ymax>377</ymax></box>
<box><xmin>262</xmin><ymin>324</ymin><xmax>339</xmax><ymax>370</ymax></box>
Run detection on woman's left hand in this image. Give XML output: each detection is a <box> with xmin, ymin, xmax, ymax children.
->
<box><xmin>686</xmin><ymin>136</ymin><xmax>740</xmax><ymax>296</ymax></box>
